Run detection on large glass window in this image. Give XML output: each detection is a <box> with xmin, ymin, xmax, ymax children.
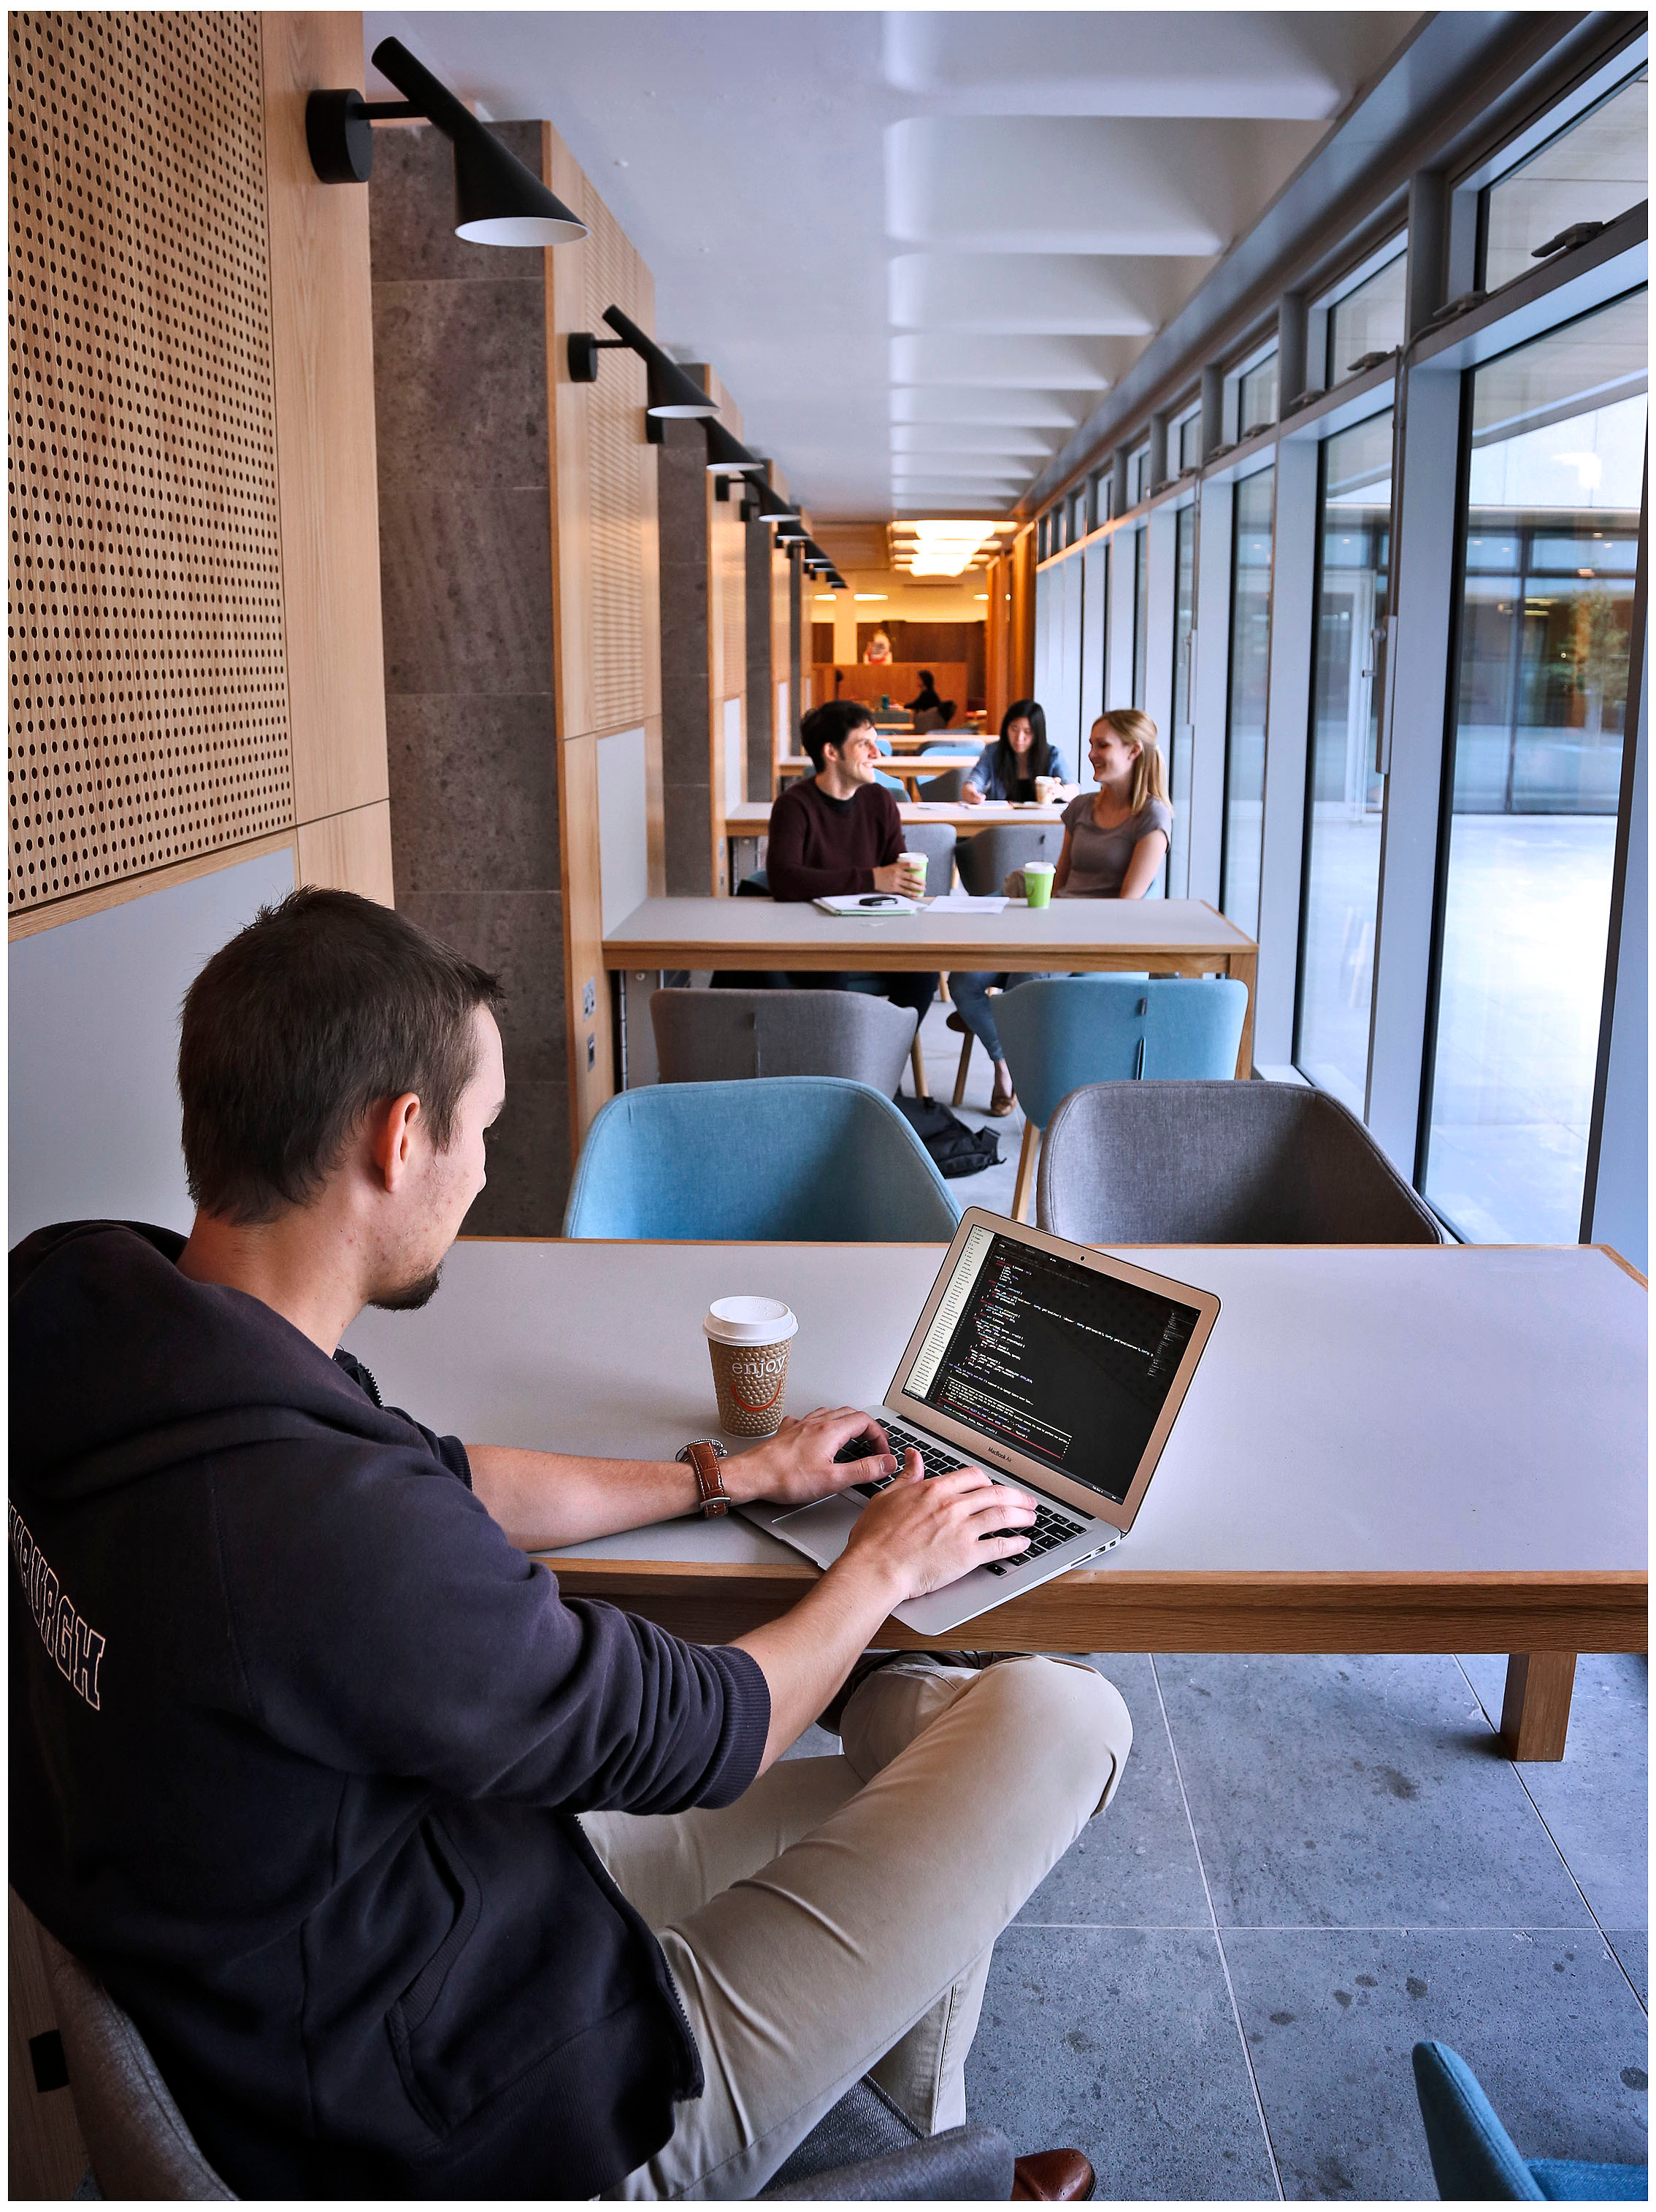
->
<box><xmin>1238</xmin><ymin>352</ymin><xmax>1279</xmax><ymax>437</ymax></box>
<box><xmin>1327</xmin><ymin>248</ymin><xmax>1407</xmax><ymax>381</ymax></box>
<box><xmin>1295</xmin><ymin>411</ymin><xmax>1392</xmax><ymax>1111</ymax></box>
<box><xmin>1423</xmin><ymin>288</ymin><xmax>1647</xmax><ymax>1241</ymax></box>
<box><xmin>1220</xmin><ymin>466</ymin><xmax>1276</xmax><ymax>935</ymax></box>
<box><xmin>1177</xmin><ymin>410</ymin><xmax>1204</xmax><ymax>472</ymax></box>
<box><xmin>1169</xmin><ymin>502</ymin><xmax>1197</xmax><ymax>885</ymax></box>
<box><xmin>1131</xmin><ymin>526</ymin><xmax>1149</xmax><ymax>709</ymax></box>
<box><xmin>1481</xmin><ymin>68</ymin><xmax>1647</xmax><ymax>291</ymax></box>
<box><xmin>1128</xmin><ymin>443</ymin><xmax>1151</xmax><ymax>505</ymax></box>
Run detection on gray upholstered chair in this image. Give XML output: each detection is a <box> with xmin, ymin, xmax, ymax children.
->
<box><xmin>898</xmin><ymin>820</ymin><xmax>957</xmax><ymax>896</ymax></box>
<box><xmin>1036</xmin><ymin>1080</ymin><xmax>1446</xmax><ymax>1244</ymax></box>
<box><xmin>651</xmin><ymin>988</ymin><xmax>919</xmax><ymax>1095</ymax></box>
<box><xmin>949</xmin><ymin>823</ymin><xmax>1070</xmax><ymax>1099</ymax></box>
<box><xmin>36</xmin><ymin>1920</ymin><xmax>1011</xmax><ymax>2203</ymax></box>
<box><xmin>917</xmin><ymin>764</ymin><xmax>965</xmax><ymax>802</ymax></box>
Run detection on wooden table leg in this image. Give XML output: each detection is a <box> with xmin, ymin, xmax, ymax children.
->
<box><xmin>1498</xmin><ymin>1652</ymin><xmax>1576</xmax><ymax>1760</ymax></box>
<box><xmin>1230</xmin><ymin>948</ymin><xmax>1258</xmax><ymax>1078</ymax></box>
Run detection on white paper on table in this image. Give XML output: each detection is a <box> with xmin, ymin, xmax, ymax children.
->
<box><xmin>927</xmin><ymin>891</ymin><xmax>1012</xmax><ymax>912</ymax></box>
<box><xmin>812</xmin><ymin>894</ymin><xmax>924</xmax><ymax>916</ymax></box>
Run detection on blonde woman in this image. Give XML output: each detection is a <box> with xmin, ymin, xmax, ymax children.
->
<box><xmin>948</xmin><ymin>710</ymin><xmax>1172</xmax><ymax>1115</ymax></box>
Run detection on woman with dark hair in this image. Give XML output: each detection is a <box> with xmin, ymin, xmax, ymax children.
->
<box><xmin>960</xmin><ymin>699</ymin><xmax>1062</xmax><ymax>804</ymax></box>
<box><xmin>905</xmin><ymin>670</ymin><xmax>943</xmax><ymax>715</ymax></box>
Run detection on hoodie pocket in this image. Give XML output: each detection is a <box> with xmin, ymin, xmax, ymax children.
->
<box><xmin>386</xmin><ymin>1816</ymin><xmax>483</xmax><ymax>2133</ymax></box>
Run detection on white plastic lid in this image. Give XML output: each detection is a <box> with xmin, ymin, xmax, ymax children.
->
<box><xmin>703</xmin><ymin>1295</ymin><xmax>799</xmax><ymax>1345</ymax></box>
<box><xmin>1024</xmin><ymin>860</ymin><xmax>1055</xmax><ymax>875</ymax></box>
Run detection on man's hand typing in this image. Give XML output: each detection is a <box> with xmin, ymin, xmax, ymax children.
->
<box><xmin>729</xmin><ymin>1407</ymin><xmax>895</xmax><ymax>1509</ymax></box>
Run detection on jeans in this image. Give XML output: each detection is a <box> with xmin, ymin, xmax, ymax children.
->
<box><xmin>946</xmin><ymin>971</ymin><xmax>1054</xmax><ymax>1065</ymax></box>
<box><xmin>586</xmin><ymin>1655</ymin><xmax>1132</xmax><ymax>2199</ymax></box>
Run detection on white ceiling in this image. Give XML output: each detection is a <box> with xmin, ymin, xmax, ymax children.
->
<box><xmin>364</xmin><ymin>11</ymin><xmax>1421</xmax><ymax>522</ymax></box>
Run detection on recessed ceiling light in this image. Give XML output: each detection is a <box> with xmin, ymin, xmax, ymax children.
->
<box><xmin>854</xmin><ymin>594</ymin><xmax>889</xmax><ymax>602</ymax></box>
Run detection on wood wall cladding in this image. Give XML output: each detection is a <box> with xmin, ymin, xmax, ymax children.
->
<box><xmin>8</xmin><ymin>10</ymin><xmax>294</xmax><ymax>918</ymax></box>
<box><xmin>543</xmin><ymin>122</ymin><xmax>663</xmax><ymax>1156</ymax></box>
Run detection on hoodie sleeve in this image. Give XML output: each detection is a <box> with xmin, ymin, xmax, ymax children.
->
<box><xmin>213</xmin><ymin>1437</ymin><xmax>769</xmax><ymax>1816</ymax></box>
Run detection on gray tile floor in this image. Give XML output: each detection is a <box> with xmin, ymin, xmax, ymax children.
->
<box><xmin>797</xmin><ymin>1651</ymin><xmax>1647</xmax><ymax>2200</ymax></box>
<box><xmin>897</xmin><ymin>996</ymin><xmax>1647</xmax><ymax>2195</ymax></box>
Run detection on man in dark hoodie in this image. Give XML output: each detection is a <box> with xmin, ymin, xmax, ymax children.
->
<box><xmin>11</xmin><ymin>888</ymin><xmax>1132</xmax><ymax>2200</ymax></box>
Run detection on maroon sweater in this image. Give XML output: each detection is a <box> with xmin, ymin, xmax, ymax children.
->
<box><xmin>767</xmin><ymin>776</ymin><xmax>903</xmax><ymax>900</ymax></box>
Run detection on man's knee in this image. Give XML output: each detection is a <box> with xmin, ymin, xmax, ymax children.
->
<box><xmin>979</xmin><ymin>1656</ymin><xmax>1132</xmax><ymax>1814</ymax></box>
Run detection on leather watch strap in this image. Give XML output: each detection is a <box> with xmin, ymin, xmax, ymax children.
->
<box><xmin>684</xmin><ymin>1440</ymin><xmax>730</xmax><ymax>1518</ymax></box>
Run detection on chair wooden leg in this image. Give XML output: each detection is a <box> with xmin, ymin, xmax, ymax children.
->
<box><xmin>951</xmin><ymin>1032</ymin><xmax>974</xmax><ymax>1107</ymax></box>
<box><xmin>1012</xmin><ymin>1121</ymin><xmax>1039</xmax><ymax>1224</ymax></box>
<box><xmin>910</xmin><ymin>1036</ymin><xmax>930</xmax><ymax>1100</ymax></box>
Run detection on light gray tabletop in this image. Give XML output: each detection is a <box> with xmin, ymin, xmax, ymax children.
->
<box><xmin>602</xmin><ymin>895</ymin><xmax>1256</xmax><ymax>969</ymax></box>
<box><xmin>342</xmin><ymin>1240</ymin><xmax>1647</xmax><ymax>1578</ymax></box>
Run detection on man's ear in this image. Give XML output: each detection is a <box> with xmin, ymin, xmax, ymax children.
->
<box><xmin>370</xmin><ymin>1093</ymin><xmax>423</xmax><ymax>1193</ymax></box>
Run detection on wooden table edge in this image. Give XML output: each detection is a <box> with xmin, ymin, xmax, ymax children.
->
<box><xmin>537</xmin><ymin>1560</ymin><xmax>1649</xmax><ymax>1655</ymax></box>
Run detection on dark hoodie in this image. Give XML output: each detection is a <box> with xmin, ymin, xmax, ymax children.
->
<box><xmin>9</xmin><ymin>1221</ymin><xmax>769</xmax><ymax>2198</ymax></box>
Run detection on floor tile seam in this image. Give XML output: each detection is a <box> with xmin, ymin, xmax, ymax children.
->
<box><xmin>1449</xmin><ymin>1657</ymin><xmax>1647</xmax><ymax>2017</ymax></box>
<box><xmin>1148</xmin><ymin>1652</ymin><xmax>1287</xmax><ymax>2203</ymax></box>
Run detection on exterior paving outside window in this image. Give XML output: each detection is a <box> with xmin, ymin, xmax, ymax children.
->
<box><xmin>1422</xmin><ymin>287</ymin><xmax>1647</xmax><ymax>1241</ymax></box>
<box><xmin>1480</xmin><ymin>67</ymin><xmax>1647</xmax><ymax>291</ymax></box>
<box><xmin>1220</xmin><ymin>466</ymin><xmax>1276</xmax><ymax>936</ymax></box>
<box><xmin>1295</xmin><ymin>410</ymin><xmax>1392</xmax><ymax>1112</ymax></box>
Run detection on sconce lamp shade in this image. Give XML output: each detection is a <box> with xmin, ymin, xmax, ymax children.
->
<box><xmin>369</xmin><ymin>38</ymin><xmax>587</xmax><ymax>245</ymax></box>
<box><xmin>702</xmin><ymin>419</ymin><xmax>763</xmax><ymax>475</ymax></box>
<box><xmin>602</xmin><ymin>306</ymin><xmax>718</xmax><ymax>418</ymax></box>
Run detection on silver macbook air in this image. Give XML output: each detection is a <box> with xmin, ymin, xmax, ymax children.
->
<box><xmin>740</xmin><ymin>1207</ymin><xmax>1220</xmax><ymax>1634</ymax></box>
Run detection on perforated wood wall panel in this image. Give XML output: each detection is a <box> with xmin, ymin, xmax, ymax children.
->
<box><xmin>8</xmin><ymin>10</ymin><xmax>294</xmax><ymax>915</ymax></box>
<box><xmin>578</xmin><ymin>186</ymin><xmax>650</xmax><ymax>734</ymax></box>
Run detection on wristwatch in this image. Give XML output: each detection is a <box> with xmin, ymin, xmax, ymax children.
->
<box><xmin>675</xmin><ymin>1439</ymin><xmax>730</xmax><ymax>1518</ymax></box>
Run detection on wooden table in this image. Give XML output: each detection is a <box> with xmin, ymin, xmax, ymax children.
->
<box><xmin>724</xmin><ymin>798</ymin><xmax>1067</xmax><ymax>887</ymax></box>
<box><xmin>603</xmin><ymin>894</ymin><xmax>1260</xmax><ymax>1080</ymax></box>
<box><xmin>342</xmin><ymin>1240</ymin><xmax>1647</xmax><ymax>1762</ymax></box>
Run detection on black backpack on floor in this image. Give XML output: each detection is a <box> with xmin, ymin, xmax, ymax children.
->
<box><xmin>894</xmin><ymin>1095</ymin><xmax>1002</xmax><ymax>1179</ymax></box>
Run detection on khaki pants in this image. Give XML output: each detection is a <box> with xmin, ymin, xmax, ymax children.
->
<box><xmin>585</xmin><ymin>1655</ymin><xmax>1132</xmax><ymax>2200</ymax></box>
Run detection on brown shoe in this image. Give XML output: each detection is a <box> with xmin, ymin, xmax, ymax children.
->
<box><xmin>1011</xmin><ymin>2148</ymin><xmax>1095</xmax><ymax>2200</ymax></box>
<box><xmin>988</xmin><ymin>1085</ymin><xmax>1016</xmax><ymax>1118</ymax></box>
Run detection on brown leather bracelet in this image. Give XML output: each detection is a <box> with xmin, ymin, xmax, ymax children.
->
<box><xmin>677</xmin><ymin>1440</ymin><xmax>730</xmax><ymax>1518</ymax></box>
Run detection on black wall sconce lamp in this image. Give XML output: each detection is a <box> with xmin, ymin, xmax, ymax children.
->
<box><xmin>567</xmin><ymin>306</ymin><xmax>718</xmax><ymax>443</ymax></box>
<box><xmin>305</xmin><ymin>38</ymin><xmax>587</xmax><ymax>247</ymax></box>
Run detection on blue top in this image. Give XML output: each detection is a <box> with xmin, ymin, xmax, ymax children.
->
<box><xmin>964</xmin><ymin>743</ymin><xmax>1046</xmax><ymax>801</ymax></box>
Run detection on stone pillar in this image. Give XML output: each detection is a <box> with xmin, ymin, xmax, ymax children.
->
<box><xmin>369</xmin><ymin>122</ymin><xmax>567</xmax><ymax>1232</ymax></box>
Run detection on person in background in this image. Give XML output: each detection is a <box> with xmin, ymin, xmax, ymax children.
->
<box><xmin>863</xmin><ymin>627</ymin><xmax>892</xmax><ymax>664</ymax></box>
<box><xmin>948</xmin><ymin>709</ymin><xmax>1172</xmax><ymax>1117</ymax></box>
<box><xmin>764</xmin><ymin>699</ymin><xmax>937</xmax><ymax>1026</ymax></box>
<box><xmin>907</xmin><ymin>669</ymin><xmax>944</xmax><ymax>717</ymax></box>
<box><xmin>960</xmin><ymin>699</ymin><xmax>1066</xmax><ymax>805</ymax></box>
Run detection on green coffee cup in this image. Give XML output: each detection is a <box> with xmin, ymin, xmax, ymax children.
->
<box><xmin>1024</xmin><ymin>861</ymin><xmax>1055</xmax><ymax>910</ymax></box>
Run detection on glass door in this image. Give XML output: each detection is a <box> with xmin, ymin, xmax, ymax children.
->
<box><xmin>1219</xmin><ymin>465</ymin><xmax>1276</xmax><ymax>936</ymax></box>
<box><xmin>1295</xmin><ymin>411</ymin><xmax>1392</xmax><ymax>1111</ymax></box>
<box><xmin>1422</xmin><ymin>288</ymin><xmax>1647</xmax><ymax>1240</ymax></box>
<box><xmin>1130</xmin><ymin>526</ymin><xmax>1149</xmax><ymax>708</ymax></box>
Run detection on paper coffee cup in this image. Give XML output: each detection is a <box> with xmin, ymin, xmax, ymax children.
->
<box><xmin>897</xmin><ymin>852</ymin><xmax>927</xmax><ymax>895</ymax></box>
<box><xmin>1024</xmin><ymin>861</ymin><xmax>1055</xmax><ymax>910</ymax></box>
<box><xmin>703</xmin><ymin>1297</ymin><xmax>799</xmax><ymax>1437</ymax></box>
<box><xmin>1034</xmin><ymin>776</ymin><xmax>1061</xmax><ymax>804</ymax></box>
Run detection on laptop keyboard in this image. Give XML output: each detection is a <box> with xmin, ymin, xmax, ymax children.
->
<box><xmin>833</xmin><ymin>1421</ymin><xmax>1087</xmax><ymax>1574</ymax></box>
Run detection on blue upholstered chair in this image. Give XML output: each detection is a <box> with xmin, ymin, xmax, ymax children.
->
<box><xmin>1412</xmin><ymin>2040</ymin><xmax>1647</xmax><ymax>2201</ymax></box>
<box><xmin>993</xmin><ymin>976</ymin><xmax>1248</xmax><ymax>1221</ymax></box>
<box><xmin>563</xmin><ymin>1078</ymin><xmax>960</xmax><ymax>1241</ymax></box>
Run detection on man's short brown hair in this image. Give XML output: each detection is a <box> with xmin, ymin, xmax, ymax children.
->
<box><xmin>179</xmin><ymin>888</ymin><xmax>502</xmax><ymax>1225</ymax></box>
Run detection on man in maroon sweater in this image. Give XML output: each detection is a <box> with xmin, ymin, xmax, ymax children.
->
<box><xmin>764</xmin><ymin>700</ymin><xmax>936</xmax><ymax>1024</ymax></box>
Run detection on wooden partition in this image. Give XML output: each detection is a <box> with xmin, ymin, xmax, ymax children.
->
<box><xmin>815</xmin><ymin>663</ymin><xmax>972</xmax><ymax>712</ymax></box>
<box><xmin>543</xmin><ymin>123</ymin><xmax>664</xmax><ymax>1153</ymax></box>
<box><xmin>7</xmin><ymin>9</ymin><xmax>391</xmax><ymax>944</ymax></box>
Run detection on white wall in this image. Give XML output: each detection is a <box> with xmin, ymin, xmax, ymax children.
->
<box><xmin>9</xmin><ymin>850</ymin><xmax>296</xmax><ymax>1244</ymax></box>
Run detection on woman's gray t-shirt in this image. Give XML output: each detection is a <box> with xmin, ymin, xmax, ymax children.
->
<box><xmin>1057</xmin><ymin>793</ymin><xmax>1173</xmax><ymax>896</ymax></box>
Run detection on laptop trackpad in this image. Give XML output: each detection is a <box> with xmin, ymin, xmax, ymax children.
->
<box><xmin>770</xmin><ymin>1493</ymin><xmax>862</xmax><ymax>1565</ymax></box>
